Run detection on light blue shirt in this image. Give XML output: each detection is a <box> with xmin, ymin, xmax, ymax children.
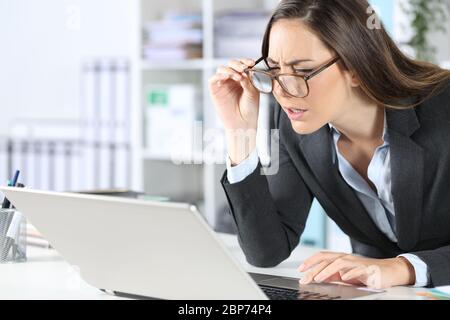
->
<box><xmin>226</xmin><ymin>111</ymin><xmax>430</xmax><ymax>287</ymax></box>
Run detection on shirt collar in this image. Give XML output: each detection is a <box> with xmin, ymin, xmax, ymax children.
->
<box><xmin>328</xmin><ymin>108</ymin><xmax>389</xmax><ymax>144</ymax></box>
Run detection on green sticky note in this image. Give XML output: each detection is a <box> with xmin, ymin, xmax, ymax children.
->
<box><xmin>147</xmin><ymin>90</ymin><xmax>168</xmax><ymax>108</ymax></box>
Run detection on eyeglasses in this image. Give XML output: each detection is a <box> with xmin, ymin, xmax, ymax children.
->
<box><xmin>244</xmin><ymin>57</ymin><xmax>340</xmax><ymax>98</ymax></box>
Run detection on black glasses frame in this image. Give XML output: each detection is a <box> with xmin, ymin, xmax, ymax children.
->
<box><xmin>244</xmin><ymin>56</ymin><xmax>340</xmax><ymax>98</ymax></box>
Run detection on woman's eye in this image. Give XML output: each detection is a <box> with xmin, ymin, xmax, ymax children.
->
<box><xmin>267</xmin><ymin>68</ymin><xmax>280</xmax><ymax>75</ymax></box>
<box><xmin>294</xmin><ymin>69</ymin><xmax>313</xmax><ymax>74</ymax></box>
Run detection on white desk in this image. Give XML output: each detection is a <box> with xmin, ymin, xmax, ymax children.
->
<box><xmin>0</xmin><ymin>233</ymin><xmax>427</xmax><ymax>300</ymax></box>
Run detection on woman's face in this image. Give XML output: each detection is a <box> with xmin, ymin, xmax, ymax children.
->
<box><xmin>268</xmin><ymin>19</ymin><xmax>357</xmax><ymax>134</ymax></box>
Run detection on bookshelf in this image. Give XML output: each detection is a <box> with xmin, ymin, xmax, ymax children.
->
<box><xmin>130</xmin><ymin>0</ymin><xmax>280</xmax><ymax>230</ymax></box>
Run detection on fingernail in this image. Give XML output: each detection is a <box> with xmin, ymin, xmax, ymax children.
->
<box><xmin>299</xmin><ymin>277</ymin><xmax>309</xmax><ymax>285</ymax></box>
<box><xmin>298</xmin><ymin>263</ymin><xmax>305</xmax><ymax>272</ymax></box>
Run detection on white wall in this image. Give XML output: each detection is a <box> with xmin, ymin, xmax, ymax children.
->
<box><xmin>0</xmin><ymin>0</ymin><xmax>134</xmax><ymax>136</ymax></box>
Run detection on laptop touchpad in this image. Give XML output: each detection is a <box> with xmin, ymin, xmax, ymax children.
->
<box><xmin>258</xmin><ymin>277</ymin><xmax>382</xmax><ymax>299</ymax></box>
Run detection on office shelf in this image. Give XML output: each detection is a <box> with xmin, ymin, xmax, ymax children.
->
<box><xmin>130</xmin><ymin>0</ymin><xmax>280</xmax><ymax>229</ymax></box>
<box><xmin>141</xmin><ymin>59</ymin><xmax>205</xmax><ymax>71</ymax></box>
<box><xmin>141</xmin><ymin>59</ymin><xmax>233</xmax><ymax>71</ymax></box>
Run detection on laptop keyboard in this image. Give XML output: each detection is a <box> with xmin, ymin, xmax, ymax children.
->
<box><xmin>259</xmin><ymin>285</ymin><xmax>341</xmax><ymax>300</ymax></box>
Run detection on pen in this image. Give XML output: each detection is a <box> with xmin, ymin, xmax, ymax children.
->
<box><xmin>11</xmin><ymin>170</ymin><xmax>20</xmax><ymax>187</ymax></box>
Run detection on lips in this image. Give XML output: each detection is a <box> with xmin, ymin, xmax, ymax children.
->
<box><xmin>288</xmin><ymin>108</ymin><xmax>307</xmax><ymax>113</ymax></box>
<box><xmin>284</xmin><ymin>107</ymin><xmax>308</xmax><ymax>121</ymax></box>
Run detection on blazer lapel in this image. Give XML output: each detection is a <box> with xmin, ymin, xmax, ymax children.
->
<box><xmin>297</xmin><ymin>127</ymin><xmax>396</xmax><ymax>248</ymax></box>
<box><xmin>386</xmin><ymin>108</ymin><xmax>424</xmax><ymax>251</ymax></box>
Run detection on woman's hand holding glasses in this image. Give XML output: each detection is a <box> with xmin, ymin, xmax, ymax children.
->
<box><xmin>209</xmin><ymin>58</ymin><xmax>261</xmax><ymax>166</ymax></box>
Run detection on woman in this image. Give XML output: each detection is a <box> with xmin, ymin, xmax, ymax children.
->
<box><xmin>209</xmin><ymin>0</ymin><xmax>450</xmax><ymax>289</ymax></box>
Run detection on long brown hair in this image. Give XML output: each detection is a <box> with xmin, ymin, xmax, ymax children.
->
<box><xmin>261</xmin><ymin>0</ymin><xmax>450</xmax><ymax>108</ymax></box>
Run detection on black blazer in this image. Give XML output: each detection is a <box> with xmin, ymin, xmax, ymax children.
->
<box><xmin>221</xmin><ymin>83</ymin><xmax>450</xmax><ymax>287</ymax></box>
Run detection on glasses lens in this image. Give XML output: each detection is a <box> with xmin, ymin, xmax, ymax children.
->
<box><xmin>278</xmin><ymin>75</ymin><xmax>308</xmax><ymax>97</ymax></box>
<box><xmin>248</xmin><ymin>71</ymin><xmax>272</xmax><ymax>93</ymax></box>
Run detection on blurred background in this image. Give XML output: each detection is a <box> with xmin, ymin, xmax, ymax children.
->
<box><xmin>1</xmin><ymin>0</ymin><xmax>449</xmax><ymax>251</ymax></box>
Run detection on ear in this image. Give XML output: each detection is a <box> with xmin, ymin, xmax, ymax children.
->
<box><xmin>344</xmin><ymin>69</ymin><xmax>361</xmax><ymax>88</ymax></box>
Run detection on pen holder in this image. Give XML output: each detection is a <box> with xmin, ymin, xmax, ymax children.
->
<box><xmin>0</xmin><ymin>208</ymin><xmax>27</xmax><ymax>263</ymax></box>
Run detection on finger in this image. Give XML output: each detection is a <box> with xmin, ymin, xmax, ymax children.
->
<box><xmin>209</xmin><ymin>73</ymin><xmax>228</xmax><ymax>85</ymax></box>
<box><xmin>208</xmin><ymin>75</ymin><xmax>227</xmax><ymax>91</ymax></box>
<box><xmin>221</xmin><ymin>64</ymin><xmax>255</xmax><ymax>92</ymax></box>
<box><xmin>299</xmin><ymin>260</ymin><xmax>333</xmax><ymax>285</ymax></box>
<box><xmin>216</xmin><ymin>66</ymin><xmax>243</xmax><ymax>81</ymax></box>
<box><xmin>240</xmin><ymin>58</ymin><xmax>257</xmax><ymax>67</ymax></box>
<box><xmin>314</xmin><ymin>258</ymin><xmax>357</xmax><ymax>283</ymax></box>
<box><xmin>209</xmin><ymin>73</ymin><xmax>234</xmax><ymax>86</ymax></box>
<box><xmin>341</xmin><ymin>266</ymin><xmax>368</xmax><ymax>282</ymax></box>
<box><xmin>228</xmin><ymin>59</ymin><xmax>254</xmax><ymax>73</ymax></box>
<box><xmin>319</xmin><ymin>272</ymin><xmax>362</xmax><ymax>286</ymax></box>
<box><xmin>351</xmin><ymin>265</ymin><xmax>384</xmax><ymax>289</ymax></box>
<box><xmin>239</xmin><ymin>73</ymin><xmax>257</xmax><ymax>93</ymax></box>
<box><xmin>299</xmin><ymin>251</ymin><xmax>348</xmax><ymax>272</ymax></box>
<box><xmin>298</xmin><ymin>252</ymin><xmax>347</xmax><ymax>272</ymax></box>
<box><xmin>321</xmin><ymin>273</ymin><xmax>344</xmax><ymax>283</ymax></box>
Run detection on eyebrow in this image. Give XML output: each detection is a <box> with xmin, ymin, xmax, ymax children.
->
<box><xmin>267</xmin><ymin>57</ymin><xmax>314</xmax><ymax>66</ymax></box>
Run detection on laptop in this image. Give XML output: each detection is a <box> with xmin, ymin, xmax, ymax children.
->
<box><xmin>0</xmin><ymin>186</ymin><xmax>382</xmax><ymax>300</ymax></box>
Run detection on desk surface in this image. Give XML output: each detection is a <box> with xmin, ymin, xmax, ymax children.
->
<box><xmin>0</xmin><ymin>233</ymin><xmax>427</xmax><ymax>300</ymax></box>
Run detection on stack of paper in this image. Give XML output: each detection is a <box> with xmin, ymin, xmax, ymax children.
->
<box><xmin>145</xmin><ymin>84</ymin><xmax>200</xmax><ymax>162</ymax></box>
<box><xmin>143</xmin><ymin>12</ymin><xmax>203</xmax><ymax>61</ymax></box>
<box><xmin>214</xmin><ymin>10</ymin><xmax>270</xmax><ymax>59</ymax></box>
